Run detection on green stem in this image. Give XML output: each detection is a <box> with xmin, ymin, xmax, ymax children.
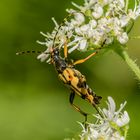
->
<box><xmin>124</xmin><ymin>125</ymin><xmax>129</xmax><ymax>139</ymax></box>
<box><xmin>113</xmin><ymin>45</ymin><xmax>140</xmax><ymax>80</ymax></box>
<box><xmin>125</xmin><ymin>0</ymin><xmax>129</xmax><ymax>13</ymax></box>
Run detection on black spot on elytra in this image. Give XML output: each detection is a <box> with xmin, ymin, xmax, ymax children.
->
<box><xmin>67</xmin><ymin>81</ymin><xmax>71</xmax><ymax>85</ymax></box>
<box><xmin>77</xmin><ymin>81</ymin><xmax>86</xmax><ymax>88</ymax></box>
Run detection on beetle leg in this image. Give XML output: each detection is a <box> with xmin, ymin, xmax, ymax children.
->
<box><xmin>92</xmin><ymin>102</ymin><xmax>103</xmax><ymax>118</ymax></box>
<box><xmin>69</xmin><ymin>91</ymin><xmax>88</xmax><ymax>128</ymax></box>
<box><xmin>64</xmin><ymin>41</ymin><xmax>68</xmax><ymax>59</ymax></box>
<box><xmin>73</xmin><ymin>52</ymin><xmax>97</xmax><ymax>65</ymax></box>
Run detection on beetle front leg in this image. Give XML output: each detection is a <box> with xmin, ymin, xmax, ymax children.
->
<box><xmin>64</xmin><ymin>41</ymin><xmax>68</xmax><ymax>59</ymax></box>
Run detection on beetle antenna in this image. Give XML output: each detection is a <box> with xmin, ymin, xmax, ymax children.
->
<box><xmin>16</xmin><ymin>50</ymin><xmax>43</xmax><ymax>55</ymax></box>
<box><xmin>52</xmin><ymin>12</ymin><xmax>85</xmax><ymax>49</ymax></box>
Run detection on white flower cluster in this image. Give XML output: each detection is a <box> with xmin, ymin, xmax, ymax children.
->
<box><xmin>37</xmin><ymin>0</ymin><xmax>140</xmax><ymax>63</ymax></box>
<box><xmin>79</xmin><ymin>97</ymin><xmax>130</xmax><ymax>140</ymax></box>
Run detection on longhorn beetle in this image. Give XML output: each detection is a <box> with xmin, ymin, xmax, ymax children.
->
<box><xmin>16</xmin><ymin>12</ymin><xmax>103</xmax><ymax>125</ymax></box>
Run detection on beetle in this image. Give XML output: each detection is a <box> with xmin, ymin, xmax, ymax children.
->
<box><xmin>50</xmin><ymin>45</ymin><xmax>102</xmax><ymax>121</ymax></box>
<box><xmin>16</xmin><ymin>13</ymin><xmax>103</xmax><ymax>125</ymax></box>
<box><xmin>17</xmin><ymin>45</ymin><xmax>102</xmax><ymax>122</ymax></box>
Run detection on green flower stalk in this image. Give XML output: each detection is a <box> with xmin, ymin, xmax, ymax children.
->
<box><xmin>113</xmin><ymin>44</ymin><xmax>140</xmax><ymax>80</ymax></box>
<box><xmin>37</xmin><ymin>0</ymin><xmax>140</xmax><ymax>80</ymax></box>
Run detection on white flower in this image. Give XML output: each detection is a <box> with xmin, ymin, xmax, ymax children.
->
<box><xmin>119</xmin><ymin>15</ymin><xmax>130</xmax><ymax>27</ymax></box>
<box><xmin>116</xmin><ymin>111</ymin><xmax>130</xmax><ymax>127</ymax></box>
<box><xmin>136</xmin><ymin>5</ymin><xmax>140</xmax><ymax>18</ymax></box>
<box><xmin>75</xmin><ymin>13</ymin><xmax>85</xmax><ymax>22</ymax></box>
<box><xmin>79</xmin><ymin>39</ymin><xmax>87</xmax><ymax>50</ymax></box>
<box><xmin>37</xmin><ymin>53</ymin><xmax>49</xmax><ymax>62</ymax></box>
<box><xmin>80</xmin><ymin>24</ymin><xmax>90</xmax><ymax>32</ymax></box>
<box><xmin>67</xmin><ymin>9</ymin><xmax>85</xmax><ymax>27</ymax></box>
<box><xmin>115</xmin><ymin>0</ymin><xmax>125</xmax><ymax>9</ymax></box>
<box><xmin>68</xmin><ymin>37</ymin><xmax>88</xmax><ymax>53</ymax></box>
<box><xmin>105</xmin><ymin>37</ymin><xmax>113</xmax><ymax>44</ymax></box>
<box><xmin>117</xmin><ymin>32</ymin><xmax>129</xmax><ymax>44</ymax></box>
<box><xmin>92</xmin><ymin>4</ymin><xmax>104</xmax><ymax>19</ymax></box>
<box><xmin>89</xmin><ymin>19</ymin><xmax>97</xmax><ymax>28</ymax></box>
<box><xmin>37</xmin><ymin>0</ymin><xmax>140</xmax><ymax>63</ymax></box>
<box><xmin>128</xmin><ymin>1</ymin><xmax>140</xmax><ymax>20</ymax></box>
<box><xmin>79</xmin><ymin>96</ymin><xmax>130</xmax><ymax>140</ymax></box>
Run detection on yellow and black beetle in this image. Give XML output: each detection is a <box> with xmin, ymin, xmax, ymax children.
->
<box><xmin>16</xmin><ymin>13</ymin><xmax>103</xmax><ymax>124</ymax></box>
<box><xmin>50</xmin><ymin>45</ymin><xmax>102</xmax><ymax>120</ymax></box>
<box><xmin>17</xmin><ymin>44</ymin><xmax>102</xmax><ymax>123</ymax></box>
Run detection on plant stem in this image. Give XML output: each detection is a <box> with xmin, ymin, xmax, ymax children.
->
<box><xmin>113</xmin><ymin>45</ymin><xmax>140</xmax><ymax>80</ymax></box>
<box><xmin>125</xmin><ymin>0</ymin><xmax>129</xmax><ymax>13</ymax></box>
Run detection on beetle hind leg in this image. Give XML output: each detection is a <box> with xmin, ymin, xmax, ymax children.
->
<box><xmin>69</xmin><ymin>91</ymin><xmax>88</xmax><ymax>128</ymax></box>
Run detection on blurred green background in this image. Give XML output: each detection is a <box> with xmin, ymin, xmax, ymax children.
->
<box><xmin>0</xmin><ymin>0</ymin><xmax>140</xmax><ymax>139</ymax></box>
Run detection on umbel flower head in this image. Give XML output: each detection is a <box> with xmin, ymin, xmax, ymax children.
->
<box><xmin>79</xmin><ymin>97</ymin><xmax>130</xmax><ymax>140</ymax></box>
<box><xmin>37</xmin><ymin>0</ymin><xmax>140</xmax><ymax>63</ymax></box>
